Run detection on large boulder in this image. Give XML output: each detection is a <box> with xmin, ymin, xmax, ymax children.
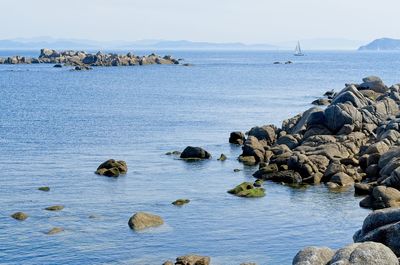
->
<box><xmin>329</xmin><ymin>242</ymin><xmax>398</xmax><ymax>265</ymax></box>
<box><xmin>180</xmin><ymin>146</ymin><xmax>211</xmax><ymax>160</ymax></box>
<box><xmin>241</xmin><ymin>136</ymin><xmax>266</xmax><ymax>162</ymax></box>
<box><xmin>359</xmin><ymin>186</ymin><xmax>400</xmax><ymax>209</ymax></box>
<box><xmin>324</xmin><ymin>103</ymin><xmax>362</xmax><ymax>133</ymax></box>
<box><xmin>358</xmin><ymin>76</ymin><xmax>388</xmax><ymax>94</ymax></box>
<box><xmin>354</xmin><ymin>207</ymin><xmax>400</xmax><ymax>256</ymax></box>
<box><xmin>247</xmin><ymin>125</ymin><xmax>277</xmax><ymax>145</ymax></box>
<box><xmin>128</xmin><ymin>212</ymin><xmax>164</xmax><ymax>231</ymax></box>
<box><xmin>95</xmin><ymin>159</ymin><xmax>127</xmax><ymax>177</ymax></box>
<box><xmin>292</xmin><ymin>246</ymin><xmax>334</xmax><ymax>265</ymax></box>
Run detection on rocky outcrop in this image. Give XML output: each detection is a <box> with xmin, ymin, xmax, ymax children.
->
<box><xmin>0</xmin><ymin>49</ymin><xmax>180</xmax><ymax>68</ymax></box>
<box><xmin>180</xmin><ymin>146</ymin><xmax>211</xmax><ymax>160</ymax></box>
<box><xmin>95</xmin><ymin>159</ymin><xmax>127</xmax><ymax>177</ymax></box>
<box><xmin>231</xmin><ymin>76</ymin><xmax>400</xmax><ymax>211</ymax></box>
<box><xmin>128</xmin><ymin>212</ymin><xmax>164</xmax><ymax>231</ymax></box>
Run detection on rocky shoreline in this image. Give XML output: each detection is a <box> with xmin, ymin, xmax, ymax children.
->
<box><xmin>0</xmin><ymin>48</ymin><xmax>181</xmax><ymax>70</ymax></box>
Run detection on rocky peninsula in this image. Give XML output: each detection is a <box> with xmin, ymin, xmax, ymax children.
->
<box><xmin>0</xmin><ymin>48</ymin><xmax>180</xmax><ymax>70</ymax></box>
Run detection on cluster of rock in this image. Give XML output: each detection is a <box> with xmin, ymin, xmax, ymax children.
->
<box><xmin>0</xmin><ymin>48</ymin><xmax>180</xmax><ymax>70</ymax></box>
<box><xmin>231</xmin><ymin>76</ymin><xmax>400</xmax><ymax>211</ymax></box>
<box><xmin>163</xmin><ymin>255</ymin><xmax>210</xmax><ymax>265</ymax></box>
<box><xmin>294</xmin><ymin>207</ymin><xmax>400</xmax><ymax>264</ymax></box>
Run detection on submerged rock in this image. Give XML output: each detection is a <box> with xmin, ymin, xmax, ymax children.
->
<box><xmin>46</xmin><ymin>227</ymin><xmax>64</xmax><ymax>235</ymax></box>
<box><xmin>180</xmin><ymin>146</ymin><xmax>211</xmax><ymax>160</ymax></box>
<box><xmin>227</xmin><ymin>182</ymin><xmax>265</xmax><ymax>198</ymax></box>
<box><xmin>38</xmin><ymin>186</ymin><xmax>50</xmax><ymax>192</ymax></box>
<box><xmin>95</xmin><ymin>159</ymin><xmax>127</xmax><ymax>177</ymax></box>
<box><xmin>217</xmin><ymin>154</ymin><xmax>227</xmax><ymax>161</ymax></box>
<box><xmin>45</xmin><ymin>205</ymin><xmax>64</xmax><ymax>211</ymax></box>
<box><xmin>172</xmin><ymin>199</ymin><xmax>190</xmax><ymax>206</ymax></box>
<box><xmin>11</xmin><ymin>212</ymin><xmax>28</xmax><ymax>221</ymax></box>
<box><xmin>128</xmin><ymin>212</ymin><xmax>164</xmax><ymax>231</ymax></box>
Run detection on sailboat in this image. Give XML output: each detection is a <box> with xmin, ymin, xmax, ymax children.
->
<box><xmin>294</xmin><ymin>41</ymin><xmax>304</xmax><ymax>56</ymax></box>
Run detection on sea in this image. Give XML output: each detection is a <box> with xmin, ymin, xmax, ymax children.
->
<box><xmin>1</xmin><ymin>50</ymin><xmax>399</xmax><ymax>265</ymax></box>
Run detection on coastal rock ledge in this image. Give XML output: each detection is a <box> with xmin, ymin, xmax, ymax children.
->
<box><xmin>0</xmin><ymin>48</ymin><xmax>180</xmax><ymax>68</ymax></box>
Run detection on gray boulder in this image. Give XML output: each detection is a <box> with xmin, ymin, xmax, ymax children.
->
<box><xmin>354</xmin><ymin>207</ymin><xmax>400</xmax><ymax>257</ymax></box>
<box><xmin>292</xmin><ymin>246</ymin><xmax>334</xmax><ymax>265</ymax></box>
<box><xmin>330</xmin><ymin>242</ymin><xmax>398</xmax><ymax>265</ymax></box>
<box><xmin>359</xmin><ymin>76</ymin><xmax>388</xmax><ymax>94</ymax></box>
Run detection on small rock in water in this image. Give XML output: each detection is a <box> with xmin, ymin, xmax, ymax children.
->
<box><xmin>254</xmin><ymin>179</ymin><xmax>264</xmax><ymax>187</ymax></box>
<box><xmin>165</xmin><ymin>151</ymin><xmax>181</xmax><ymax>156</ymax></box>
<box><xmin>217</xmin><ymin>154</ymin><xmax>227</xmax><ymax>161</ymax></box>
<box><xmin>53</xmin><ymin>64</ymin><xmax>62</xmax><ymax>68</ymax></box>
<box><xmin>180</xmin><ymin>146</ymin><xmax>211</xmax><ymax>160</ymax></box>
<box><xmin>162</xmin><ymin>261</ymin><xmax>174</xmax><ymax>265</ymax></box>
<box><xmin>38</xmin><ymin>186</ymin><xmax>50</xmax><ymax>192</ymax></box>
<box><xmin>95</xmin><ymin>159</ymin><xmax>127</xmax><ymax>177</ymax></box>
<box><xmin>233</xmin><ymin>168</ymin><xmax>241</xmax><ymax>172</ymax></box>
<box><xmin>228</xmin><ymin>182</ymin><xmax>265</xmax><ymax>198</ymax></box>
<box><xmin>11</xmin><ymin>212</ymin><xmax>28</xmax><ymax>221</ymax></box>
<box><xmin>46</xmin><ymin>227</ymin><xmax>64</xmax><ymax>235</ymax></box>
<box><xmin>128</xmin><ymin>212</ymin><xmax>164</xmax><ymax>231</ymax></box>
<box><xmin>172</xmin><ymin>199</ymin><xmax>190</xmax><ymax>206</ymax></box>
<box><xmin>45</xmin><ymin>205</ymin><xmax>64</xmax><ymax>211</ymax></box>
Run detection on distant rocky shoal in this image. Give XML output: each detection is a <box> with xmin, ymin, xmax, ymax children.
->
<box><xmin>0</xmin><ymin>48</ymin><xmax>181</xmax><ymax>69</ymax></box>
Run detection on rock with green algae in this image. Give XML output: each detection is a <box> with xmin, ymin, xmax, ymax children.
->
<box><xmin>217</xmin><ymin>154</ymin><xmax>227</xmax><ymax>161</ymax></box>
<box><xmin>38</xmin><ymin>186</ymin><xmax>50</xmax><ymax>192</ymax></box>
<box><xmin>45</xmin><ymin>205</ymin><xmax>64</xmax><ymax>211</ymax></box>
<box><xmin>46</xmin><ymin>227</ymin><xmax>64</xmax><ymax>235</ymax></box>
<box><xmin>172</xmin><ymin>199</ymin><xmax>190</xmax><ymax>206</ymax></box>
<box><xmin>228</xmin><ymin>182</ymin><xmax>265</xmax><ymax>198</ymax></box>
<box><xmin>11</xmin><ymin>212</ymin><xmax>28</xmax><ymax>221</ymax></box>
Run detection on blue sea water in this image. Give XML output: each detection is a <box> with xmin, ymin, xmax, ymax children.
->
<box><xmin>0</xmin><ymin>50</ymin><xmax>399</xmax><ymax>265</ymax></box>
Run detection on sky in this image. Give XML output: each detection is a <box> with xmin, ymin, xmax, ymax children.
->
<box><xmin>1</xmin><ymin>0</ymin><xmax>400</xmax><ymax>44</ymax></box>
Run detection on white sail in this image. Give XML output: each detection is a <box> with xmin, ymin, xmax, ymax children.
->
<box><xmin>294</xmin><ymin>41</ymin><xmax>304</xmax><ymax>56</ymax></box>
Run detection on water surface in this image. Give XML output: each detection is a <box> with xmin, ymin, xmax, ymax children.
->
<box><xmin>1</xmin><ymin>50</ymin><xmax>399</xmax><ymax>264</ymax></box>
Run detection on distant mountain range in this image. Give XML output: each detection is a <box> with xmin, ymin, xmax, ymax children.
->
<box><xmin>0</xmin><ymin>37</ymin><xmax>278</xmax><ymax>50</ymax></box>
<box><xmin>0</xmin><ymin>37</ymin><xmax>368</xmax><ymax>51</ymax></box>
<box><xmin>358</xmin><ymin>38</ymin><xmax>400</xmax><ymax>51</ymax></box>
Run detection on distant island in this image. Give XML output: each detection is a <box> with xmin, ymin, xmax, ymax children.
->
<box><xmin>358</xmin><ymin>38</ymin><xmax>400</xmax><ymax>51</ymax></box>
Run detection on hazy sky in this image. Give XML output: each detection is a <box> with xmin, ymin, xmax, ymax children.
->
<box><xmin>2</xmin><ymin>0</ymin><xmax>400</xmax><ymax>43</ymax></box>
